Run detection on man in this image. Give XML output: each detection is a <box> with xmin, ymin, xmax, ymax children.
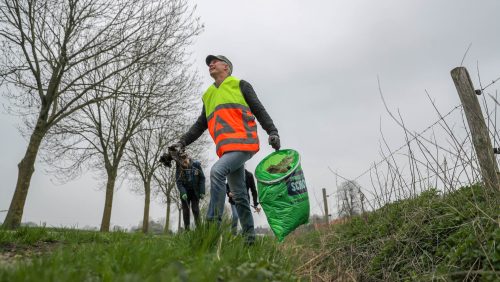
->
<box><xmin>169</xmin><ymin>55</ymin><xmax>280</xmax><ymax>243</ymax></box>
<box><xmin>226</xmin><ymin>169</ymin><xmax>261</xmax><ymax>235</ymax></box>
<box><xmin>175</xmin><ymin>155</ymin><xmax>205</xmax><ymax>231</ymax></box>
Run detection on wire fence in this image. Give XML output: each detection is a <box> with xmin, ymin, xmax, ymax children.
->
<box><xmin>322</xmin><ymin>68</ymin><xmax>500</xmax><ymax>220</ymax></box>
<box><xmin>326</xmin><ymin>104</ymin><xmax>464</xmax><ymax>194</ymax></box>
<box><xmin>300</xmin><ymin>66</ymin><xmax>500</xmax><ymax>282</ymax></box>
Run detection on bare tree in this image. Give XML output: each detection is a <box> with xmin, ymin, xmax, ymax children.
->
<box><xmin>46</xmin><ymin>49</ymin><xmax>201</xmax><ymax>232</ymax></box>
<box><xmin>154</xmin><ymin>132</ymin><xmax>210</xmax><ymax>233</ymax></box>
<box><xmin>0</xmin><ymin>0</ymin><xmax>201</xmax><ymax>229</ymax></box>
<box><xmin>154</xmin><ymin>163</ymin><xmax>177</xmax><ymax>233</ymax></box>
<box><xmin>337</xmin><ymin>180</ymin><xmax>362</xmax><ymax>218</ymax></box>
<box><xmin>128</xmin><ymin>121</ymin><xmax>170</xmax><ymax>234</ymax></box>
<box><xmin>123</xmin><ymin>27</ymin><xmax>208</xmax><ymax>233</ymax></box>
<box><xmin>127</xmin><ymin>115</ymin><xmax>191</xmax><ymax>233</ymax></box>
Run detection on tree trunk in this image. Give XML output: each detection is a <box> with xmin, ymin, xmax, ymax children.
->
<box><xmin>142</xmin><ymin>180</ymin><xmax>151</xmax><ymax>233</ymax></box>
<box><xmin>177</xmin><ymin>208</ymin><xmax>182</xmax><ymax>231</ymax></box>
<box><xmin>2</xmin><ymin>119</ymin><xmax>47</xmax><ymax>229</ymax></box>
<box><xmin>164</xmin><ymin>196</ymin><xmax>171</xmax><ymax>233</ymax></box>
<box><xmin>100</xmin><ymin>169</ymin><xmax>117</xmax><ymax>232</ymax></box>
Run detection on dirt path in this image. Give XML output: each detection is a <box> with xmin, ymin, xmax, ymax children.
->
<box><xmin>0</xmin><ymin>241</ymin><xmax>60</xmax><ymax>268</ymax></box>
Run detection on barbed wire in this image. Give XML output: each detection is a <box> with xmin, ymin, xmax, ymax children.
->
<box><xmin>482</xmin><ymin>93</ymin><xmax>500</xmax><ymax>148</ymax></box>
<box><xmin>326</xmin><ymin>158</ymin><xmax>477</xmax><ymax>218</ymax></box>
<box><xmin>323</xmin><ymin>69</ymin><xmax>500</xmax><ymax>218</ymax></box>
<box><xmin>476</xmin><ymin>73</ymin><xmax>498</xmax><ymax>150</ymax></box>
<box><xmin>346</xmin><ymin>104</ymin><xmax>463</xmax><ymax>184</ymax></box>
<box><xmin>364</xmin><ymin>162</ymin><xmax>476</xmax><ymax>207</ymax></box>
<box><xmin>328</xmin><ymin>157</ymin><xmax>471</xmax><ymax>200</ymax></box>
<box><xmin>323</xmin><ymin>100</ymin><xmax>479</xmax><ymax>214</ymax></box>
<box><xmin>480</xmin><ymin>75</ymin><xmax>500</xmax><ymax>92</ymax></box>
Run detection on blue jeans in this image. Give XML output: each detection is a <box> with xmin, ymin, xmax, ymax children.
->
<box><xmin>206</xmin><ymin>151</ymin><xmax>255</xmax><ymax>242</ymax></box>
<box><xmin>230</xmin><ymin>204</ymin><xmax>239</xmax><ymax>235</ymax></box>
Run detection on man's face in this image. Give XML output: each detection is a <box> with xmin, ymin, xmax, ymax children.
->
<box><xmin>208</xmin><ymin>59</ymin><xmax>228</xmax><ymax>77</ymax></box>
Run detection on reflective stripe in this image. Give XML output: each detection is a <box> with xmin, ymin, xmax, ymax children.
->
<box><xmin>213</xmin><ymin>115</ymin><xmax>236</xmax><ymax>140</ymax></box>
<box><xmin>216</xmin><ymin>137</ymin><xmax>259</xmax><ymax>154</ymax></box>
<box><xmin>209</xmin><ymin>104</ymin><xmax>257</xmax><ymax>142</ymax></box>
<box><xmin>206</xmin><ymin>103</ymin><xmax>250</xmax><ymax>121</ymax></box>
<box><xmin>242</xmin><ymin>110</ymin><xmax>257</xmax><ymax>138</ymax></box>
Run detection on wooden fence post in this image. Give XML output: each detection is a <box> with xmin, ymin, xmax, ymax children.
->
<box><xmin>451</xmin><ymin>67</ymin><xmax>500</xmax><ymax>192</ymax></box>
<box><xmin>322</xmin><ymin>188</ymin><xmax>329</xmax><ymax>224</ymax></box>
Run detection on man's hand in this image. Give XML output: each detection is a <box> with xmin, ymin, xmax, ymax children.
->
<box><xmin>168</xmin><ymin>142</ymin><xmax>184</xmax><ymax>153</ymax></box>
<box><xmin>268</xmin><ymin>134</ymin><xmax>280</xmax><ymax>151</ymax></box>
<box><xmin>181</xmin><ymin>194</ymin><xmax>188</xmax><ymax>201</ymax></box>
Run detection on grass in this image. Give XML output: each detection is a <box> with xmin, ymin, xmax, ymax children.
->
<box><xmin>0</xmin><ymin>224</ymin><xmax>299</xmax><ymax>282</ymax></box>
<box><xmin>288</xmin><ymin>185</ymin><xmax>500</xmax><ymax>281</ymax></box>
<box><xmin>3</xmin><ymin>186</ymin><xmax>498</xmax><ymax>281</ymax></box>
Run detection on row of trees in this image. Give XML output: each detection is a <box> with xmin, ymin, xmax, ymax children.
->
<box><xmin>0</xmin><ymin>0</ymin><xmax>208</xmax><ymax>232</ymax></box>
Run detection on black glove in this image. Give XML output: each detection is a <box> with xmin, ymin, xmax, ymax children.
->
<box><xmin>159</xmin><ymin>152</ymin><xmax>173</xmax><ymax>167</ymax></box>
<box><xmin>168</xmin><ymin>142</ymin><xmax>184</xmax><ymax>153</ymax></box>
<box><xmin>268</xmin><ymin>134</ymin><xmax>280</xmax><ymax>151</ymax></box>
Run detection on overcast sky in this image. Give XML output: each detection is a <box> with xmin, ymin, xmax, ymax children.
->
<box><xmin>2</xmin><ymin>0</ymin><xmax>500</xmax><ymax>230</ymax></box>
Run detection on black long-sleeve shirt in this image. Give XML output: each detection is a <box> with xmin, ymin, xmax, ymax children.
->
<box><xmin>179</xmin><ymin>80</ymin><xmax>278</xmax><ymax>147</ymax></box>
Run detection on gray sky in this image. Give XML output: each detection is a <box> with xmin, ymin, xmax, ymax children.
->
<box><xmin>2</xmin><ymin>0</ymin><xmax>500</xmax><ymax>230</ymax></box>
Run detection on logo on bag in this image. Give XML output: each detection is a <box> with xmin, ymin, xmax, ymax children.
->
<box><xmin>286</xmin><ymin>170</ymin><xmax>307</xmax><ymax>196</ymax></box>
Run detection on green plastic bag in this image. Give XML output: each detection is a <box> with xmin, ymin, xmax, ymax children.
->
<box><xmin>255</xmin><ymin>149</ymin><xmax>310</xmax><ymax>241</ymax></box>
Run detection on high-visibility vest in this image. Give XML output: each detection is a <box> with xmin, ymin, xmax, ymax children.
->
<box><xmin>202</xmin><ymin>76</ymin><xmax>259</xmax><ymax>157</ymax></box>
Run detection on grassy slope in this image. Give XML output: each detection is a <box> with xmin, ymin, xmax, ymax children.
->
<box><xmin>0</xmin><ymin>225</ymin><xmax>298</xmax><ymax>282</ymax></box>
<box><xmin>288</xmin><ymin>185</ymin><xmax>500</xmax><ymax>281</ymax></box>
<box><xmin>2</xmin><ymin>185</ymin><xmax>498</xmax><ymax>281</ymax></box>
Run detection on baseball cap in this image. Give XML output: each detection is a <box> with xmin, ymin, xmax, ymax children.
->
<box><xmin>206</xmin><ymin>55</ymin><xmax>233</xmax><ymax>74</ymax></box>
